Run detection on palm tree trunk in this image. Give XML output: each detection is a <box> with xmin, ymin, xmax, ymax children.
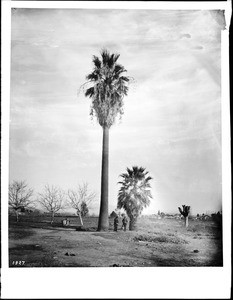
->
<box><xmin>129</xmin><ymin>216</ymin><xmax>137</xmax><ymax>231</ymax></box>
<box><xmin>97</xmin><ymin>126</ymin><xmax>109</xmax><ymax>231</ymax></box>
<box><xmin>185</xmin><ymin>216</ymin><xmax>188</xmax><ymax>227</ymax></box>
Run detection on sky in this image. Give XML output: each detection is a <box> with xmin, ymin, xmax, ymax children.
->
<box><xmin>9</xmin><ymin>8</ymin><xmax>225</xmax><ymax>215</ymax></box>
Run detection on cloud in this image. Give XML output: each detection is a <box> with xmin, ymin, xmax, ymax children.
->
<box><xmin>180</xmin><ymin>33</ymin><xmax>191</xmax><ymax>39</ymax></box>
<box><xmin>192</xmin><ymin>45</ymin><xmax>204</xmax><ymax>50</ymax></box>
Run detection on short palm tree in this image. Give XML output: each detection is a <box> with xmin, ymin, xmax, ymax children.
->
<box><xmin>178</xmin><ymin>205</ymin><xmax>191</xmax><ymax>227</ymax></box>
<box><xmin>83</xmin><ymin>49</ymin><xmax>130</xmax><ymax>231</ymax></box>
<box><xmin>117</xmin><ymin>166</ymin><xmax>153</xmax><ymax>230</ymax></box>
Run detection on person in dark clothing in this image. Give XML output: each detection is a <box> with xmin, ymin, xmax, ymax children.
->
<box><xmin>122</xmin><ymin>215</ymin><xmax>128</xmax><ymax>231</ymax></box>
<box><xmin>114</xmin><ymin>216</ymin><xmax>119</xmax><ymax>231</ymax></box>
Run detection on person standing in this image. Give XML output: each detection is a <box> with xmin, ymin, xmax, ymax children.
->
<box><xmin>122</xmin><ymin>215</ymin><xmax>128</xmax><ymax>231</ymax></box>
<box><xmin>114</xmin><ymin>215</ymin><xmax>119</xmax><ymax>231</ymax></box>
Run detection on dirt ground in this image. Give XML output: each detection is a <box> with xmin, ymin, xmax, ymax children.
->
<box><xmin>9</xmin><ymin>216</ymin><xmax>223</xmax><ymax>267</ymax></box>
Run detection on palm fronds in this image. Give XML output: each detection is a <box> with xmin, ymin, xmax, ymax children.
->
<box><xmin>117</xmin><ymin>166</ymin><xmax>153</xmax><ymax>220</ymax></box>
<box><xmin>83</xmin><ymin>49</ymin><xmax>130</xmax><ymax>128</ymax></box>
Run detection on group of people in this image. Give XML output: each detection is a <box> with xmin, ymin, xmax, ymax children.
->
<box><xmin>114</xmin><ymin>215</ymin><xmax>128</xmax><ymax>232</ymax></box>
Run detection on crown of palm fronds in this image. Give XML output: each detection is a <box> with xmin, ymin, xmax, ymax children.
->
<box><xmin>84</xmin><ymin>49</ymin><xmax>130</xmax><ymax>128</ymax></box>
<box><xmin>117</xmin><ymin>166</ymin><xmax>153</xmax><ymax>218</ymax></box>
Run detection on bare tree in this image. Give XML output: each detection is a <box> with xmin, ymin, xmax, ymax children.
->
<box><xmin>67</xmin><ymin>183</ymin><xmax>96</xmax><ymax>226</ymax></box>
<box><xmin>9</xmin><ymin>180</ymin><xmax>34</xmax><ymax>222</ymax></box>
<box><xmin>38</xmin><ymin>185</ymin><xmax>65</xmax><ymax>224</ymax></box>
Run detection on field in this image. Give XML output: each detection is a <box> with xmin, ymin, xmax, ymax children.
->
<box><xmin>9</xmin><ymin>214</ymin><xmax>223</xmax><ymax>267</ymax></box>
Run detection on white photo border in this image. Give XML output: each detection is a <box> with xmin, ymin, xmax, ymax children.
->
<box><xmin>1</xmin><ymin>1</ymin><xmax>231</xmax><ymax>299</ymax></box>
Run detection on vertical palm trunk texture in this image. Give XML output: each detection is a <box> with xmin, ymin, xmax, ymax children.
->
<box><xmin>97</xmin><ymin>126</ymin><xmax>109</xmax><ymax>231</ymax></box>
<box><xmin>129</xmin><ymin>217</ymin><xmax>137</xmax><ymax>231</ymax></box>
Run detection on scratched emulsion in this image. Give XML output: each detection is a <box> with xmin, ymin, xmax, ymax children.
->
<box><xmin>10</xmin><ymin>9</ymin><xmax>225</xmax><ymax>215</ymax></box>
<box><xmin>209</xmin><ymin>10</ymin><xmax>226</xmax><ymax>29</ymax></box>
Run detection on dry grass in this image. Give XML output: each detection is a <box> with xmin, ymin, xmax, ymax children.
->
<box><xmin>8</xmin><ymin>214</ymin><xmax>223</xmax><ymax>267</ymax></box>
<box><xmin>133</xmin><ymin>234</ymin><xmax>188</xmax><ymax>244</ymax></box>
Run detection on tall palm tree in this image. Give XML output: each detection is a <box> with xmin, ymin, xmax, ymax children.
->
<box><xmin>84</xmin><ymin>50</ymin><xmax>130</xmax><ymax>231</ymax></box>
<box><xmin>117</xmin><ymin>166</ymin><xmax>153</xmax><ymax>230</ymax></box>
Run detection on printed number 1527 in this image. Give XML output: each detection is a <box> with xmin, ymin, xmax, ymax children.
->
<box><xmin>12</xmin><ymin>260</ymin><xmax>25</xmax><ymax>266</ymax></box>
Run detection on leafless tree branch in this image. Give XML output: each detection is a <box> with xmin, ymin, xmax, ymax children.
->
<box><xmin>67</xmin><ymin>182</ymin><xmax>96</xmax><ymax>215</ymax></box>
<box><xmin>38</xmin><ymin>184</ymin><xmax>66</xmax><ymax>223</ymax></box>
<box><xmin>8</xmin><ymin>180</ymin><xmax>34</xmax><ymax>221</ymax></box>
